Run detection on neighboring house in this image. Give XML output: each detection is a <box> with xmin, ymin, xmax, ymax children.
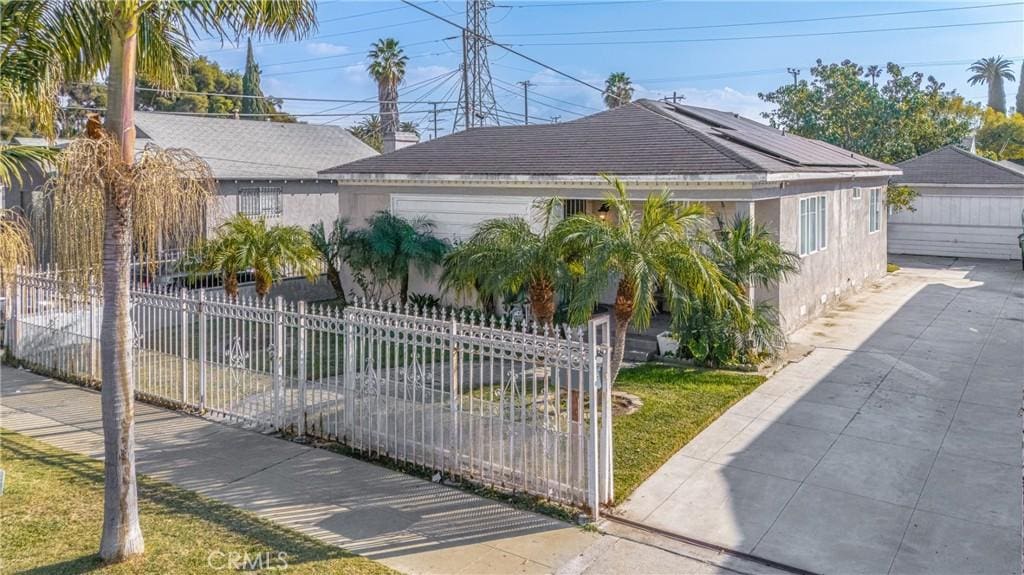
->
<box><xmin>891</xmin><ymin>145</ymin><xmax>1024</xmax><ymax>260</ymax></box>
<box><xmin>4</xmin><ymin>113</ymin><xmax>378</xmax><ymax>238</ymax></box>
<box><xmin>320</xmin><ymin>99</ymin><xmax>900</xmax><ymax>332</ymax></box>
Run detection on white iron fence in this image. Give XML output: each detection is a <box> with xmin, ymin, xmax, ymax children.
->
<box><xmin>4</xmin><ymin>271</ymin><xmax>614</xmax><ymax>515</ymax></box>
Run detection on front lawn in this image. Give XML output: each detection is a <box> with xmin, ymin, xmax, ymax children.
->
<box><xmin>0</xmin><ymin>429</ymin><xmax>393</xmax><ymax>575</ymax></box>
<box><xmin>612</xmin><ymin>364</ymin><xmax>764</xmax><ymax>502</ymax></box>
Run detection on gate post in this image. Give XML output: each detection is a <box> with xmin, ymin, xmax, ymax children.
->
<box><xmin>343</xmin><ymin>311</ymin><xmax>356</xmax><ymax>444</ymax></box>
<box><xmin>449</xmin><ymin>317</ymin><xmax>460</xmax><ymax>476</ymax></box>
<box><xmin>296</xmin><ymin>300</ymin><xmax>307</xmax><ymax>438</ymax></box>
<box><xmin>197</xmin><ymin>290</ymin><xmax>207</xmax><ymax>412</ymax></box>
<box><xmin>598</xmin><ymin>317</ymin><xmax>613</xmax><ymax>505</ymax></box>
<box><xmin>180</xmin><ymin>289</ymin><xmax>189</xmax><ymax>404</ymax></box>
<box><xmin>273</xmin><ymin>296</ymin><xmax>285</xmax><ymax>430</ymax></box>
<box><xmin>9</xmin><ymin>271</ymin><xmax>20</xmax><ymax>358</ymax></box>
<box><xmin>587</xmin><ymin>318</ymin><xmax>601</xmax><ymax>521</ymax></box>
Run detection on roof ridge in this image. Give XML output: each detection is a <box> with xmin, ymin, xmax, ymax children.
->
<box><xmin>634</xmin><ymin>100</ymin><xmax>766</xmax><ymax>172</ymax></box>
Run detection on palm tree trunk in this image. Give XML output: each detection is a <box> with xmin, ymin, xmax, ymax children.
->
<box><xmin>325</xmin><ymin>263</ymin><xmax>346</xmax><ymax>305</ymax></box>
<box><xmin>255</xmin><ymin>271</ymin><xmax>271</xmax><ymax>299</ymax></box>
<box><xmin>990</xmin><ymin>78</ymin><xmax>1006</xmax><ymax>113</ymax></box>
<box><xmin>528</xmin><ymin>278</ymin><xmax>555</xmax><ymax>327</ymax></box>
<box><xmin>224</xmin><ymin>272</ymin><xmax>239</xmax><ymax>299</ymax></box>
<box><xmin>98</xmin><ymin>10</ymin><xmax>144</xmax><ymax>562</ymax></box>
<box><xmin>399</xmin><ymin>270</ymin><xmax>409</xmax><ymax>306</ymax></box>
<box><xmin>610</xmin><ymin>279</ymin><xmax>635</xmax><ymax>382</ymax></box>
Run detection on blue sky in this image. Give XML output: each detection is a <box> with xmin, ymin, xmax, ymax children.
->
<box><xmin>197</xmin><ymin>1</ymin><xmax>1024</xmax><ymax>136</ymax></box>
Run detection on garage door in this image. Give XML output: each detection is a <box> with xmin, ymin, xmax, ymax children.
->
<box><xmin>390</xmin><ymin>194</ymin><xmax>538</xmax><ymax>242</ymax></box>
<box><xmin>889</xmin><ymin>195</ymin><xmax>1024</xmax><ymax>260</ymax></box>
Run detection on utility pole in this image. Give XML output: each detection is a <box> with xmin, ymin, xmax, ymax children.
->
<box><xmin>660</xmin><ymin>91</ymin><xmax>684</xmax><ymax>104</ymax></box>
<box><xmin>550</xmin><ymin>115</ymin><xmax>561</xmax><ymax>123</ymax></box>
<box><xmin>787</xmin><ymin>67</ymin><xmax>801</xmax><ymax>86</ymax></box>
<box><xmin>429</xmin><ymin>102</ymin><xmax>441</xmax><ymax>140</ymax></box>
<box><xmin>461</xmin><ymin>29</ymin><xmax>471</xmax><ymax>131</ymax></box>
<box><xmin>518</xmin><ymin>80</ymin><xmax>533</xmax><ymax>125</ymax></box>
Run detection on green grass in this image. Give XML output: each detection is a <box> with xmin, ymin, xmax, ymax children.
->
<box><xmin>611</xmin><ymin>364</ymin><xmax>764</xmax><ymax>503</ymax></box>
<box><xmin>0</xmin><ymin>429</ymin><xmax>394</xmax><ymax>575</ymax></box>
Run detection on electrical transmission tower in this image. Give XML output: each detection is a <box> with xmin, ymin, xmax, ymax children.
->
<box><xmin>454</xmin><ymin>0</ymin><xmax>500</xmax><ymax>131</ymax></box>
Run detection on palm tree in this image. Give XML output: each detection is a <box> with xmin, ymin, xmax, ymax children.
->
<box><xmin>198</xmin><ymin>215</ymin><xmax>320</xmax><ymax>299</ymax></box>
<box><xmin>368</xmin><ymin>39</ymin><xmax>407</xmax><ymax>137</ymax></box>
<box><xmin>442</xmin><ymin>207</ymin><xmax>564</xmax><ymax>326</ymax></box>
<box><xmin>0</xmin><ymin>209</ymin><xmax>33</xmax><ymax>281</ymax></box>
<box><xmin>556</xmin><ymin>177</ymin><xmax>737</xmax><ymax>380</ymax></box>
<box><xmin>1016</xmin><ymin>62</ymin><xmax>1024</xmax><ymax>114</ymax></box>
<box><xmin>865</xmin><ymin>65</ymin><xmax>881</xmax><ymax>87</ymax></box>
<box><xmin>968</xmin><ymin>56</ymin><xmax>1017</xmax><ymax>113</ymax></box>
<box><xmin>603</xmin><ymin>72</ymin><xmax>634</xmax><ymax>109</ymax></box>
<box><xmin>349</xmin><ymin>115</ymin><xmax>419</xmax><ymax>152</ymax></box>
<box><xmin>714</xmin><ymin>216</ymin><xmax>799</xmax><ymax>301</ymax></box>
<box><xmin>310</xmin><ymin>219</ymin><xmax>352</xmax><ymax>304</ymax></box>
<box><xmin>345</xmin><ymin>211</ymin><xmax>446</xmax><ymax>306</ymax></box>
<box><xmin>12</xmin><ymin>0</ymin><xmax>315</xmax><ymax>562</ymax></box>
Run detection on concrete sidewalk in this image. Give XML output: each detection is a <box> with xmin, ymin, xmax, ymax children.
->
<box><xmin>1</xmin><ymin>367</ymin><xmax>759</xmax><ymax>575</ymax></box>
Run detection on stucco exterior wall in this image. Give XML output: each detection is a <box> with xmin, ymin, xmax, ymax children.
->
<box><xmin>772</xmin><ymin>177</ymin><xmax>889</xmax><ymax>332</ymax></box>
<box><xmin>208</xmin><ymin>180</ymin><xmax>341</xmax><ymax>235</ymax></box>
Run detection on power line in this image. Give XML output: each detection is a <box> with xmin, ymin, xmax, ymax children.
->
<box><xmin>318</xmin><ymin>4</ymin><xmax>409</xmax><ymax>24</ymax></box>
<box><xmin>71</xmin><ymin>82</ymin><xmax>459</xmax><ymax>105</ymax></box>
<box><xmin>61</xmin><ymin>106</ymin><xmax>449</xmax><ymax>118</ymax></box>
<box><xmin>509</xmin><ymin>19</ymin><xmax>1024</xmax><ymax>47</ymax></box>
<box><xmin>494</xmin><ymin>0</ymin><xmax>660</xmax><ymax>7</ymax></box>
<box><xmin>261</xmin><ymin>38</ymin><xmax>446</xmax><ymax>68</ymax></box>
<box><xmin>494</xmin><ymin>2</ymin><xmax>1023</xmax><ymax>37</ymax></box>
<box><xmin>400</xmin><ymin>0</ymin><xmax>608</xmax><ymax>99</ymax></box>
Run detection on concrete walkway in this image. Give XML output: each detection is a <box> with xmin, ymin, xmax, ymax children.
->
<box><xmin>616</xmin><ymin>256</ymin><xmax>1024</xmax><ymax>575</ymax></box>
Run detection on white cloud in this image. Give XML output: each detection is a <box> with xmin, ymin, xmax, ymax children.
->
<box><xmin>306</xmin><ymin>42</ymin><xmax>350</xmax><ymax>57</ymax></box>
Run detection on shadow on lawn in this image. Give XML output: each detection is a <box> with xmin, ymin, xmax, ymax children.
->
<box><xmin>4</xmin><ymin>435</ymin><xmax>358</xmax><ymax>574</ymax></box>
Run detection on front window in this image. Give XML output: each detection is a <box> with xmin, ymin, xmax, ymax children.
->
<box><xmin>799</xmin><ymin>195</ymin><xmax>827</xmax><ymax>256</ymax></box>
<box><xmin>238</xmin><ymin>186</ymin><xmax>282</xmax><ymax>218</ymax></box>
<box><xmin>563</xmin><ymin>199</ymin><xmax>587</xmax><ymax>218</ymax></box>
<box><xmin>869</xmin><ymin>188</ymin><xmax>881</xmax><ymax>233</ymax></box>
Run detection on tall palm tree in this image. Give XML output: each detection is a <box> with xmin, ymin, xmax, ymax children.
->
<box><xmin>442</xmin><ymin>204</ymin><xmax>564</xmax><ymax>326</ymax></box>
<box><xmin>310</xmin><ymin>218</ymin><xmax>352</xmax><ymax>304</ymax></box>
<box><xmin>367</xmin><ymin>38</ymin><xmax>407</xmax><ymax>137</ymax></box>
<box><xmin>346</xmin><ymin>211</ymin><xmax>446</xmax><ymax>306</ymax></box>
<box><xmin>198</xmin><ymin>215</ymin><xmax>321</xmax><ymax>299</ymax></box>
<box><xmin>603</xmin><ymin>72</ymin><xmax>634</xmax><ymax>109</ymax></box>
<box><xmin>968</xmin><ymin>56</ymin><xmax>1016</xmax><ymax>113</ymax></box>
<box><xmin>11</xmin><ymin>0</ymin><xmax>315</xmax><ymax>562</ymax></box>
<box><xmin>865</xmin><ymin>65</ymin><xmax>881</xmax><ymax>87</ymax></box>
<box><xmin>556</xmin><ymin>177</ymin><xmax>737</xmax><ymax>380</ymax></box>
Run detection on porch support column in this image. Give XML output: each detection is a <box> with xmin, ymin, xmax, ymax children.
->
<box><xmin>734</xmin><ymin>201</ymin><xmax>756</xmax><ymax>304</ymax></box>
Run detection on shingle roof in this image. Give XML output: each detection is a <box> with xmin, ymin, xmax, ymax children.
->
<box><xmin>894</xmin><ymin>145</ymin><xmax>1024</xmax><ymax>186</ymax></box>
<box><xmin>320</xmin><ymin>99</ymin><xmax>895</xmax><ymax>178</ymax></box>
<box><xmin>133</xmin><ymin>112</ymin><xmax>377</xmax><ymax>180</ymax></box>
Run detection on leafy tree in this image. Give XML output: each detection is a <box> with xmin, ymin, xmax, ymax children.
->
<box><xmin>193</xmin><ymin>215</ymin><xmax>320</xmax><ymax>299</ymax></box>
<box><xmin>968</xmin><ymin>56</ymin><xmax>1016</xmax><ymax>113</ymax></box>
<box><xmin>977</xmin><ymin>108</ymin><xmax>1024</xmax><ymax>160</ymax></box>
<box><xmin>442</xmin><ymin>202</ymin><xmax>564</xmax><ymax>326</ymax></box>
<box><xmin>1017</xmin><ymin>62</ymin><xmax>1024</xmax><ymax>114</ymax></box>
<box><xmin>759</xmin><ymin>60</ymin><xmax>979</xmax><ymax>164</ymax></box>
<box><xmin>556</xmin><ymin>176</ymin><xmax>737</xmax><ymax>380</ymax></box>
<box><xmin>603</xmin><ymin>72</ymin><xmax>633</xmax><ymax>109</ymax></box>
<box><xmin>14</xmin><ymin>0</ymin><xmax>315</xmax><ymax>562</ymax></box>
<box><xmin>348</xmin><ymin>114</ymin><xmax>419</xmax><ymax>152</ymax></box>
<box><xmin>885</xmin><ymin>184</ymin><xmax>920</xmax><ymax>214</ymax></box>
<box><xmin>345</xmin><ymin>211</ymin><xmax>447</xmax><ymax>305</ymax></box>
<box><xmin>241</xmin><ymin>37</ymin><xmax>271</xmax><ymax>117</ymax></box>
<box><xmin>309</xmin><ymin>219</ymin><xmax>352</xmax><ymax>304</ymax></box>
<box><xmin>367</xmin><ymin>38</ymin><xmax>407</xmax><ymax>136</ymax></box>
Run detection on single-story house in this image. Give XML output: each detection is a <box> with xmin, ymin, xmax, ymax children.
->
<box><xmin>320</xmin><ymin>99</ymin><xmax>900</xmax><ymax>332</ymax></box>
<box><xmin>890</xmin><ymin>145</ymin><xmax>1024</xmax><ymax>260</ymax></box>
<box><xmin>4</xmin><ymin>113</ymin><xmax>378</xmax><ymax>238</ymax></box>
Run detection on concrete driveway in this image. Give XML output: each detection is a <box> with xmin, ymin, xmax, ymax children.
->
<box><xmin>615</xmin><ymin>256</ymin><xmax>1023</xmax><ymax>575</ymax></box>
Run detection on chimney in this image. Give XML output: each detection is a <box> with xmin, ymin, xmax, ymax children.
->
<box><xmin>383</xmin><ymin>131</ymin><xmax>419</xmax><ymax>154</ymax></box>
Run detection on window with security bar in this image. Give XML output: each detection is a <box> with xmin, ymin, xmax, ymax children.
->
<box><xmin>238</xmin><ymin>187</ymin><xmax>283</xmax><ymax>217</ymax></box>
<box><xmin>563</xmin><ymin>199</ymin><xmax>587</xmax><ymax>218</ymax></box>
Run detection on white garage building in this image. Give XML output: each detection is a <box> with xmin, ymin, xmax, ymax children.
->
<box><xmin>890</xmin><ymin>145</ymin><xmax>1024</xmax><ymax>260</ymax></box>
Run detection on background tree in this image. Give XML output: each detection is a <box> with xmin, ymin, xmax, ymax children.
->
<box><xmin>345</xmin><ymin>211</ymin><xmax>446</xmax><ymax>305</ymax></box>
<box><xmin>556</xmin><ymin>177</ymin><xmax>736</xmax><ymax>380</ymax></box>
<box><xmin>603</xmin><ymin>72</ymin><xmax>633</xmax><ymax>109</ymax></box>
<box><xmin>18</xmin><ymin>0</ymin><xmax>315</xmax><ymax>562</ymax></box>
<box><xmin>241</xmin><ymin>37</ymin><xmax>271</xmax><ymax>118</ymax></box>
<box><xmin>865</xmin><ymin>64</ymin><xmax>881</xmax><ymax>87</ymax></box>
<box><xmin>309</xmin><ymin>219</ymin><xmax>352</xmax><ymax>304</ymax></box>
<box><xmin>1017</xmin><ymin>62</ymin><xmax>1024</xmax><ymax>114</ymax></box>
<box><xmin>976</xmin><ymin>108</ymin><xmax>1024</xmax><ymax>160</ymax></box>
<box><xmin>442</xmin><ymin>204</ymin><xmax>563</xmax><ymax>326</ymax></box>
<box><xmin>194</xmin><ymin>215</ymin><xmax>320</xmax><ymax>299</ymax></box>
<box><xmin>367</xmin><ymin>38</ymin><xmax>407</xmax><ymax>137</ymax></box>
<box><xmin>968</xmin><ymin>56</ymin><xmax>1016</xmax><ymax>113</ymax></box>
<box><xmin>348</xmin><ymin>115</ymin><xmax>419</xmax><ymax>152</ymax></box>
<box><xmin>760</xmin><ymin>59</ymin><xmax>979</xmax><ymax>164</ymax></box>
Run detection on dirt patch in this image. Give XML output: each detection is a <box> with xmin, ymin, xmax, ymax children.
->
<box><xmin>612</xmin><ymin>391</ymin><xmax>643</xmax><ymax>416</ymax></box>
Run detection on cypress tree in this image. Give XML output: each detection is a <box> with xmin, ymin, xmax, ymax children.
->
<box><xmin>241</xmin><ymin>38</ymin><xmax>267</xmax><ymax>117</ymax></box>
